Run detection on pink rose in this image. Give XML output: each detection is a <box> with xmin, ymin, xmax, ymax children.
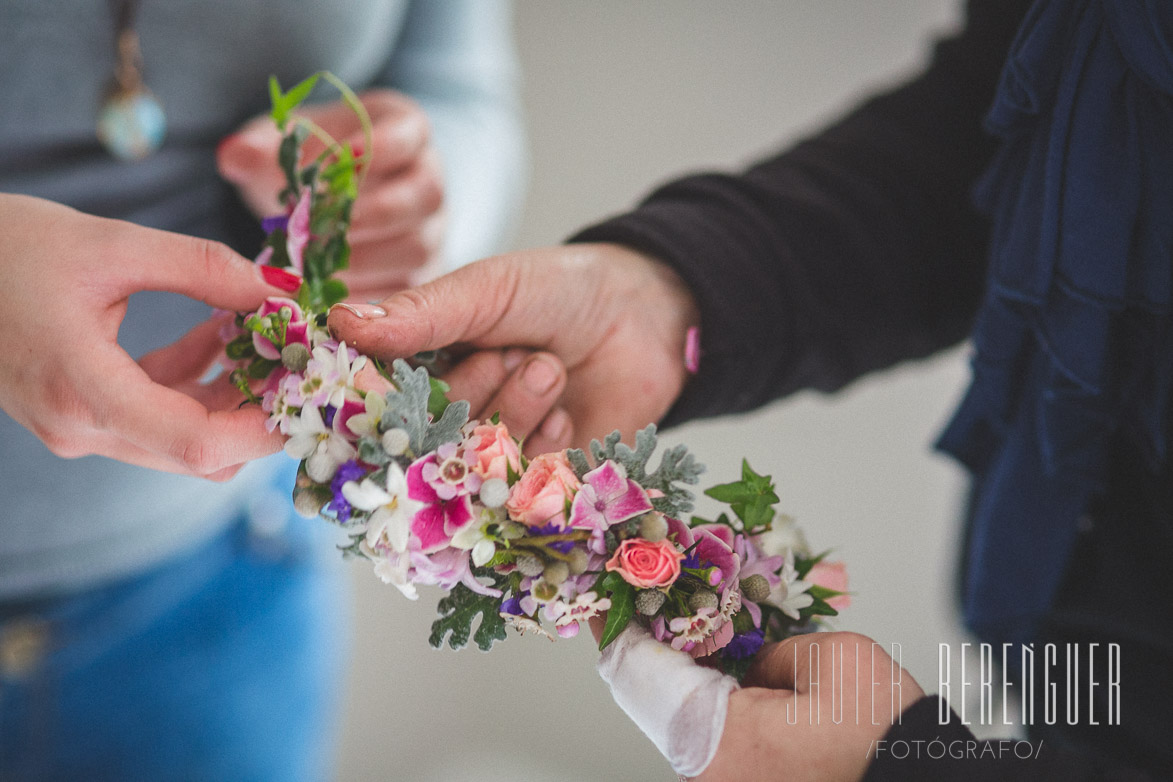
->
<box><xmin>809</xmin><ymin>561</ymin><xmax>851</xmax><ymax>611</ymax></box>
<box><xmin>505</xmin><ymin>452</ymin><xmax>581</xmax><ymax>527</ymax></box>
<box><xmin>605</xmin><ymin>538</ymin><xmax>684</xmax><ymax>589</ymax></box>
<box><xmin>467</xmin><ymin>422</ymin><xmax>521</xmax><ymax>482</ymax></box>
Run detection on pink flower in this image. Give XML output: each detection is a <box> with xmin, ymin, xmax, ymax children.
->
<box><xmin>466</xmin><ymin>421</ymin><xmax>522</xmax><ymax>482</ymax></box>
<box><xmin>251</xmin><ymin>297</ymin><xmax>309</xmax><ymax>360</ymax></box>
<box><xmin>605</xmin><ymin>538</ymin><xmax>684</xmax><ymax>589</ymax></box>
<box><xmin>406</xmin><ymin>454</ymin><xmax>475</xmax><ymax>553</ymax></box>
<box><xmin>505</xmin><ymin>452</ymin><xmax>581</xmax><ymax>527</ymax></box>
<box><xmin>420</xmin><ymin>442</ymin><xmax>483</xmax><ymax>499</ymax></box>
<box><xmin>286</xmin><ymin>189</ymin><xmax>311</xmax><ymax>273</ymax></box>
<box><xmin>568</xmin><ymin>460</ymin><xmax>653</xmax><ymax>534</ymax></box>
<box><xmin>734</xmin><ymin>533</ymin><xmax>785</xmax><ymax>627</ymax></box>
<box><xmin>666</xmin><ymin>517</ymin><xmax>741</xmax><ymax>592</ymax></box>
<box><xmin>808</xmin><ymin>561</ymin><xmax>851</xmax><ymax>611</ymax></box>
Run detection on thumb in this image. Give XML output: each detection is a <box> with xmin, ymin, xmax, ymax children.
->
<box><xmin>327</xmin><ymin>248</ymin><xmax>588</xmax><ymax>360</ymax></box>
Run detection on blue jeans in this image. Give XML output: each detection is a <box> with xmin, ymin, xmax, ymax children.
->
<box><xmin>0</xmin><ymin>513</ymin><xmax>349</xmax><ymax>781</ymax></box>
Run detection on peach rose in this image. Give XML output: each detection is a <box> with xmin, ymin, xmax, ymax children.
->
<box><xmin>605</xmin><ymin>538</ymin><xmax>684</xmax><ymax>589</ymax></box>
<box><xmin>468</xmin><ymin>421</ymin><xmax>522</xmax><ymax>482</ymax></box>
<box><xmin>505</xmin><ymin>452</ymin><xmax>581</xmax><ymax>527</ymax></box>
<box><xmin>808</xmin><ymin>561</ymin><xmax>851</xmax><ymax>611</ymax></box>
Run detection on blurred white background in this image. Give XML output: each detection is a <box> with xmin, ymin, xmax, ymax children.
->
<box><xmin>335</xmin><ymin>2</ymin><xmax>983</xmax><ymax>779</ymax></box>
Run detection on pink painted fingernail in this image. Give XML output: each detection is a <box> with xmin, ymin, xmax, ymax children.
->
<box><xmin>684</xmin><ymin>326</ymin><xmax>701</xmax><ymax>374</ymax></box>
<box><xmin>331</xmin><ymin>302</ymin><xmax>387</xmax><ymax>319</ymax></box>
<box><xmin>261</xmin><ymin>265</ymin><xmax>303</xmax><ymax>292</ymax></box>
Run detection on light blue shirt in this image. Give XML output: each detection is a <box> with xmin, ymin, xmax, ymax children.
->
<box><xmin>0</xmin><ymin>0</ymin><xmax>525</xmax><ymax>598</ymax></box>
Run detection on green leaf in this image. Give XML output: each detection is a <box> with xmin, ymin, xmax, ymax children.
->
<box><xmin>269</xmin><ymin>73</ymin><xmax>320</xmax><ymax>129</ymax></box>
<box><xmin>794</xmin><ymin>549</ymin><xmax>830</xmax><ymax>580</ymax></box>
<box><xmin>224</xmin><ymin>334</ymin><xmax>255</xmax><ymax>361</ymax></box>
<box><xmin>246</xmin><ymin>356</ymin><xmax>281</xmax><ymax>380</ymax></box>
<box><xmin>428</xmin><ymin>583</ymin><xmax>508</xmax><ymax>652</ymax></box>
<box><xmin>703</xmin><ymin>459</ymin><xmax>780</xmax><ymax>533</ymax></box>
<box><xmin>799</xmin><ymin>595</ymin><xmax>838</xmax><ymax>620</ymax></box>
<box><xmin>807</xmin><ymin>584</ymin><xmax>846</xmax><ymax>601</ymax></box>
<box><xmin>598</xmin><ymin>572</ymin><xmax>635</xmax><ymax>651</ymax></box>
<box><xmin>427</xmin><ymin>376</ymin><xmax>452</xmax><ymax>419</ymax></box>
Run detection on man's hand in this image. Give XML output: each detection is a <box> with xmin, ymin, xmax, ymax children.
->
<box><xmin>0</xmin><ymin>194</ymin><xmax>288</xmax><ymax>479</ymax></box>
<box><xmin>697</xmin><ymin>633</ymin><xmax>925</xmax><ymax>782</ymax></box>
<box><xmin>327</xmin><ymin>243</ymin><xmax>700</xmax><ymax>455</ymax></box>
<box><xmin>219</xmin><ymin>89</ymin><xmax>446</xmax><ymax>300</ymax></box>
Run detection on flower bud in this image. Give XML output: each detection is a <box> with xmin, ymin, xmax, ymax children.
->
<box><xmin>281</xmin><ymin>343</ymin><xmax>311</xmax><ymax>373</ymax></box>
<box><xmin>292</xmin><ymin>487</ymin><xmax>325</xmax><ymax>519</ymax></box>
<box><xmin>638</xmin><ymin>513</ymin><xmax>669</xmax><ymax>542</ymax></box>
<box><xmin>479</xmin><ymin>478</ymin><xmax>510</xmax><ymax>509</ymax></box>
<box><xmin>531</xmin><ymin>579</ymin><xmax>559</xmax><ymax>602</ymax></box>
<box><xmin>740</xmin><ymin>574</ymin><xmax>771</xmax><ymax>603</ymax></box>
<box><xmin>499</xmin><ymin>521</ymin><xmax>527</xmax><ymax>540</ymax></box>
<box><xmin>566</xmin><ymin>548</ymin><xmax>590</xmax><ymax>575</ymax></box>
<box><xmin>543</xmin><ymin>561</ymin><xmax>570</xmax><ymax>586</ymax></box>
<box><xmin>635</xmin><ymin>589</ymin><xmax>667</xmax><ymax>616</ymax></box>
<box><xmin>688</xmin><ymin>590</ymin><xmax>719</xmax><ymax>612</ymax></box>
<box><xmin>381</xmin><ymin>428</ymin><xmax>410</xmax><ymax>456</ymax></box>
<box><xmin>516</xmin><ymin>553</ymin><xmax>545</xmax><ymax>577</ymax></box>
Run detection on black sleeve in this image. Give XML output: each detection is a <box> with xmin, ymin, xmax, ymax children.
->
<box><xmin>863</xmin><ymin>696</ymin><xmax>1152</xmax><ymax>782</ymax></box>
<box><xmin>569</xmin><ymin>0</ymin><xmax>1027</xmax><ymax>426</ymax></box>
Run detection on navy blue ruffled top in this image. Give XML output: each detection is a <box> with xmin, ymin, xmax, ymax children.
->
<box><xmin>937</xmin><ymin>0</ymin><xmax>1173</xmax><ymax>647</ymax></box>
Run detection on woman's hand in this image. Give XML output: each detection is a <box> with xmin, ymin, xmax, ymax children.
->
<box><xmin>218</xmin><ymin>88</ymin><xmax>446</xmax><ymax>300</ymax></box>
<box><xmin>327</xmin><ymin>243</ymin><xmax>700</xmax><ymax>455</ymax></box>
<box><xmin>0</xmin><ymin>194</ymin><xmax>289</xmax><ymax>478</ymax></box>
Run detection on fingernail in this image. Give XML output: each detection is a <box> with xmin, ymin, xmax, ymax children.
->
<box><xmin>523</xmin><ymin>355</ymin><xmax>560</xmax><ymax>395</ymax></box>
<box><xmin>503</xmin><ymin>348</ymin><xmax>528</xmax><ymax>372</ymax></box>
<box><xmin>541</xmin><ymin>409</ymin><xmax>568</xmax><ymax>441</ymax></box>
<box><xmin>261</xmin><ymin>265</ymin><xmax>303</xmax><ymax>292</ymax></box>
<box><xmin>332</xmin><ymin>302</ymin><xmax>387</xmax><ymax>319</ymax></box>
<box><xmin>684</xmin><ymin>325</ymin><xmax>701</xmax><ymax>374</ymax></box>
<box><xmin>351</xmin><ymin>142</ymin><xmax>364</xmax><ymax>159</ymax></box>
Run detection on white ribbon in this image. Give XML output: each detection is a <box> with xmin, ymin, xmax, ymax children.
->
<box><xmin>597</xmin><ymin>625</ymin><xmax>739</xmax><ymax>778</ymax></box>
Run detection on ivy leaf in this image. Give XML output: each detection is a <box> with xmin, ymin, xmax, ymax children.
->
<box><xmin>269</xmin><ymin>73</ymin><xmax>320</xmax><ymax>129</ymax></box>
<box><xmin>703</xmin><ymin>459</ymin><xmax>779</xmax><ymax>532</ymax></box>
<box><xmin>598</xmin><ymin>571</ymin><xmax>635</xmax><ymax>651</ymax></box>
<box><xmin>429</xmin><ymin>583</ymin><xmax>508</xmax><ymax>652</ymax></box>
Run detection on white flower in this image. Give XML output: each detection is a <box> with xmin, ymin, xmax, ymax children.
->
<box><xmin>755</xmin><ymin>513</ymin><xmax>810</xmax><ymax>559</ymax></box>
<box><xmin>345</xmin><ymin>391</ymin><xmax>387</xmax><ymax>439</ymax></box>
<box><xmin>449</xmin><ymin>507</ymin><xmax>503</xmax><ymax>567</ymax></box>
<box><xmin>284</xmin><ymin>405</ymin><xmax>356</xmax><ymax>483</ymax></box>
<box><xmin>360</xmin><ymin>540</ymin><xmax>418</xmax><ymax>600</ymax></box>
<box><xmin>343</xmin><ymin>462</ymin><xmax>422</xmax><ymax>554</ymax></box>
<box><xmin>767</xmin><ymin>550</ymin><xmax>814</xmax><ymax>620</ymax></box>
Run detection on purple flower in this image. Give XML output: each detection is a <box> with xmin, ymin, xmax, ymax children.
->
<box><xmin>326</xmin><ymin>459</ymin><xmax>369</xmax><ymax>521</ymax></box>
<box><xmin>261</xmin><ymin>215</ymin><xmax>289</xmax><ymax>234</ymax></box>
<box><xmin>500</xmin><ymin>591</ymin><xmax>529</xmax><ymax>616</ymax></box>
<box><xmin>568</xmin><ymin>460</ymin><xmax>653</xmax><ymax>533</ymax></box>
<box><xmin>530</xmin><ymin>522</ymin><xmax>575</xmax><ymax>553</ymax></box>
<box><xmin>323</xmin><ymin>404</ymin><xmax>338</xmax><ymax>428</ymax></box>
<box><xmin>723</xmin><ymin>629</ymin><xmax>765</xmax><ymax>661</ymax></box>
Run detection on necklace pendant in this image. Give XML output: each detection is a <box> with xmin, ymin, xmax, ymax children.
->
<box><xmin>97</xmin><ymin>85</ymin><xmax>166</xmax><ymax>162</ymax></box>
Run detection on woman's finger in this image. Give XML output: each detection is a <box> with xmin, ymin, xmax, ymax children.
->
<box><xmin>137</xmin><ymin>318</ymin><xmax>227</xmax><ymax>387</ymax></box>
